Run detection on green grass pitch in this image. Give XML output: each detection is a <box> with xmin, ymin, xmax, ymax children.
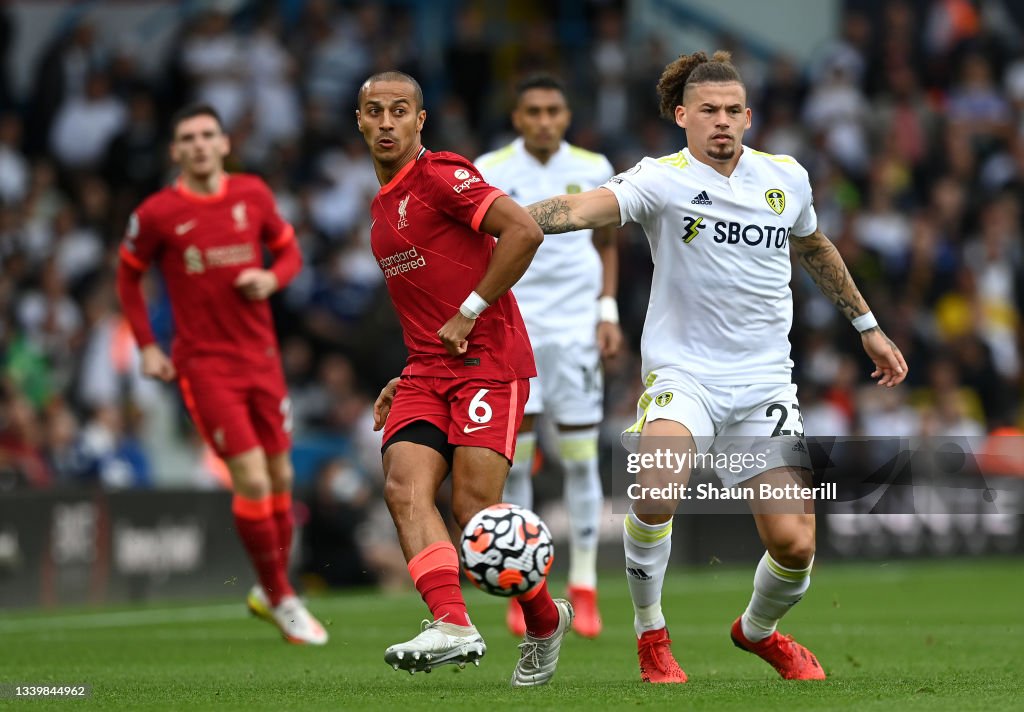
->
<box><xmin>1</xmin><ymin>559</ymin><xmax>1021</xmax><ymax>711</ymax></box>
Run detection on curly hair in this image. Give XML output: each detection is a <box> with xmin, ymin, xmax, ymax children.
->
<box><xmin>656</xmin><ymin>50</ymin><xmax>743</xmax><ymax>120</ymax></box>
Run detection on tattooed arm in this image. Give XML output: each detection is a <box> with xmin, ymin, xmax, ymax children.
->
<box><xmin>790</xmin><ymin>229</ymin><xmax>908</xmax><ymax>387</ymax></box>
<box><xmin>526</xmin><ymin>188</ymin><xmax>621</xmax><ymax>234</ymax></box>
<box><xmin>789</xmin><ymin>229</ymin><xmax>868</xmax><ymax>320</ymax></box>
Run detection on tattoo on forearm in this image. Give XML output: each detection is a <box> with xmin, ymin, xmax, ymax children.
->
<box><xmin>793</xmin><ymin>233</ymin><xmax>868</xmax><ymax>322</ymax></box>
<box><xmin>527</xmin><ymin>199</ymin><xmax>579</xmax><ymax>234</ymax></box>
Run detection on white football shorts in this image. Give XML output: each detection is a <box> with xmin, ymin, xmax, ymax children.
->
<box><xmin>524</xmin><ymin>338</ymin><xmax>603</xmax><ymax>425</ymax></box>
<box><xmin>622</xmin><ymin>366</ymin><xmax>810</xmax><ymax>487</ymax></box>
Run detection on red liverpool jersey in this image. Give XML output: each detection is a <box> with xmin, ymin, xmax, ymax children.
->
<box><xmin>118</xmin><ymin>174</ymin><xmax>294</xmax><ymax>366</ymax></box>
<box><xmin>370</xmin><ymin>148</ymin><xmax>536</xmax><ymax>381</ymax></box>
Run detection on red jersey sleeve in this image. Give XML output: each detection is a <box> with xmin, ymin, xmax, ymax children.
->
<box><xmin>250</xmin><ymin>179</ymin><xmax>301</xmax><ymax>288</ymax></box>
<box><xmin>254</xmin><ymin>180</ymin><xmax>294</xmax><ymax>250</ymax></box>
<box><xmin>421</xmin><ymin>153</ymin><xmax>505</xmax><ymax>233</ymax></box>
<box><xmin>116</xmin><ymin>206</ymin><xmax>161</xmax><ymax>348</ymax></box>
<box><xmin>117</xmin><ymin>206</ymin><xmax>162</xmax><ymax>272</ymax></box>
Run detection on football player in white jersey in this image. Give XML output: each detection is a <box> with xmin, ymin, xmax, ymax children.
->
<box><xmin>476</xmin><ymin>75</ymin><xmax>623</xmax><ymax>638</ymax></box>
<box><xmin>525</xmin><ymin>51</ymin><xmax>907</xmax><ymax>683</ymax></box>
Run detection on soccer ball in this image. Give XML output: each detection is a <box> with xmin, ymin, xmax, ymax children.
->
<box><xmin>460</xmin><ymin>504</ymin><xmax>554</xmax><ymax>597</ymax></box>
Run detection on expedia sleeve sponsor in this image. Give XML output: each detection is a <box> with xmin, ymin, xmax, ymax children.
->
<box><xmin>378</xmin><ymin>246</ymin><xmax>428</xmax><ymax>279</ymax></box>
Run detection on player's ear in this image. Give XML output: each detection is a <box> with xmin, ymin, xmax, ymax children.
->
<box><xmin>675</xmin><ymin>105</ymin><xmax>686</xmax><ymax>130</ymax></box>
<box><xmin>745</xmin><ymin>107</ymin><xmax>752</xmax><ymax>129</ymax></box>
<box><xmin>416</xmin><ymin>109</ymin><xmax>426</xmax><ymax>132</ymax></box>
<box><xmin>355</xmin><ymin>110</ymin><xmax>362</xmax><ymax>132</ymax></box>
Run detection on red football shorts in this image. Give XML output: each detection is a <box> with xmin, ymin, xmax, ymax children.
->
<box><xmin>382</xmin><ymin>376</ymin><xmax>530</xmax><ymax>462</ymax></box>
<box><xmin>177</xmin><ymin>358</ymin><xmax>292</xmax><ymax>459</ymax></box>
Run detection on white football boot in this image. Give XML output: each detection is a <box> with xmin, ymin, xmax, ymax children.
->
<box><xmin>385</xmin><ymin>618</ymin><xmax>486</xmax><ymax>674</ymax></box>
<box><xmin>248</xmin><ymin>585</ymin><xmax>328</xmax><ymax>645</ymax></box>
<box><xmin>510</xmin><ymin>598</ymin><xmax>574</xmax><ymax>687</ymax></box>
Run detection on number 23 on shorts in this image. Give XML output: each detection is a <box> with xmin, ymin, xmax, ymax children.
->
<box><xmin>766</xmin><ymin>401</ymin><xmax>805</xmax><ymax>437</ymax></box>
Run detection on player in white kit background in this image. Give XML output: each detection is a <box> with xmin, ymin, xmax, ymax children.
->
<box><xmin>476</xmin><ymin>74</ymin><xmax>623</xmax><ymax>639</ymax></box>
<box><xmin>525</xmin><ymin>51</ymin><xmax>908</xmax><ymax>683</ymax></box>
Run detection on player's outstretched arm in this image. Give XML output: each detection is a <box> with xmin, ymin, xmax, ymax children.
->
<box><xmin>526</xmin><ymin>187</ymin><xmax>621</xmax><ymax>234</ymax></box>
<box><xmin>437</xmin><ymin>196</ymin><xmax>542</xmax><ymax>355</ymax></box>
<box><xmin>790</xmin><ymin>229</ymin><xmax>907</xmax><ymax>387</ymax></box>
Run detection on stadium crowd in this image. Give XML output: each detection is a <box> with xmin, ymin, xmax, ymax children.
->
<box><xmin>1</xmin><ymin>0</ymin><xmax>1023</xmax><ymax>521</ymax></box>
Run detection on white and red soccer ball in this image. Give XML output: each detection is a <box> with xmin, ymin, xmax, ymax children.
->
<box><xmin>460</xmin><ymin>504</ymin><xmax>554</xmax><ymax>597</ymax></box>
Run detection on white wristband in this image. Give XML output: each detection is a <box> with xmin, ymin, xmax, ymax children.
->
<box><xmin>459</xmin><ymin>291</ymin><xmax>489</xmax><ymax>319</ymax></box>
<box><xmin>598</xmin><ymin>296</ymin><xmax>619</xmax><ymax>324</ymax></box>
<box><xmin>851</xmin><ymin>311</ymin><xmax>878</xmax><ymax>333</ymax></box>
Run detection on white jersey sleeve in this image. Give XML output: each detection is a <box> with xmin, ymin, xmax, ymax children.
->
<box><xmin>791</xmin><ymin>165</ymin><xmax>818</xmax><ymax>237</ymax></box>
<box><xmin>603</xmin><ymin>157</ymin><xmax>667</xmax><ymax>228</ymax></box>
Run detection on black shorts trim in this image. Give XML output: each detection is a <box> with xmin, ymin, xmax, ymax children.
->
<box><xmin>381</xmin><ymin>420</ymin><xmax>454</xmax><ymax>466</ymax></box>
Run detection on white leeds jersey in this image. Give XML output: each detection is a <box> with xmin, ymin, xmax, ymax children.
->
<box><xmin>477</xmin><ymin>138</ymin><xmax>614</xmax><ymax>341</ymax></box>
<box><xmin>603</xmin><ymin>146</ymin><xmax>817</xmax><ymax>386</ymax></box>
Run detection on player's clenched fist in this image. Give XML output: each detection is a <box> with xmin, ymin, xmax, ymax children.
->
<box><xmin>140</xmin><ymin>344</ymin><xmax>176</xmax><ymax>382</ymax></box>
<box><xmin>437</xmin><ymin>313</ymin><xmax>477</xmax><ymax>356</ymax></box>
<box><xmin>234</xmin><ymin>268</ymin><xmax>279</xmax><ymax>300</ymax></box>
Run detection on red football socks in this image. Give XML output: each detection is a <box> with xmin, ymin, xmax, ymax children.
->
<box><xmin>519</xmin><ymin>580</ymin><xmax>559</xmax><ymax>638</ymax></box>
<box><xmin>233</xmin><ymin>494</ymin><xmax>294</xmax><ymax>607</ymax></box>
<box><xmin>270</xmin><ymin>491</ymin><xmax>293</xmax><ymax>569</ymax></box>
<box><xmin>408</xmin><ymin>541</ymin><xmax>471</xmax><ymax>627</ymax></box>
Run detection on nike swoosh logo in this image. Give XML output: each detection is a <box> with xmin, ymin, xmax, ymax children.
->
<box><xmin>463</xmin><ymin>424</ymin><xmax>490</xmax><ymax>434</ymax></box>
<box><xmin>175</xmin><ymin>220</ymin><xmax>197</xmax><ymax>235</ymax></box>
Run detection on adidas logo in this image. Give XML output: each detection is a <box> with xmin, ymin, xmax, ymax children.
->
<box><xmin>690</xmin><ymin>190</ymin><xmax>712</xmax><ymax>205</ymax></box>
<box><xmin>626</xmin><ymin>566</ymin><xmax>653</xmax><ymax>581</ymax></box>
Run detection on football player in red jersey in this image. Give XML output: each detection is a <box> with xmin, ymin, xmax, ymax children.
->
<box><xmin>115</xmin><ymin>104</ymin><xmax>327</xmax><ymax>645</ymax></box>
<box><xmin>358</xmin><ymin>71</ymin><xmax>572</xmax><ymax>686</ymax></box>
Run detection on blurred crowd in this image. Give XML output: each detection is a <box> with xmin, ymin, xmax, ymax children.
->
<box><xmin>2</xmin><ymin>0</ymin><xmax>1024</xmax><ymax>525</ymax></box>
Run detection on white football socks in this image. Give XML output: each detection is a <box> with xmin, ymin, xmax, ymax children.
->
<box><xmin>623</xmin><ymin>507</ymin><xmax>672</xmax><ymax>637</ymax></box>
<box><xmin>741</xmin><ymin>552</ymin><xmax>813</xmax><ymax>642</ymax></box>
<box><xmin>503</xmin><ymin>431</ymin><xmax>536</xmax><ymax>510</ymax></box>
<box><xmin>559</xmin><ymin>428</ymin><xmax>602</xmax><ymax>590</ymax></box>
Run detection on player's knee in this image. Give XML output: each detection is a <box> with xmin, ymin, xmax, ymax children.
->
<box><xmin>231</xmin><ymin>472</ymin><xmax>270</xmax><ymax>499</ymax></box>
<box><xmin>382</xmin><ymin>474</ymin><xmax>408</xmax><ymax>514</ymax></box>
<box><xmin>770</xmin><ymin>535</ymin><xmax>815</xmax><ymax>569</ymax></box>
<box><xmin>267</xmin><ymin>455</ymin><xmax>294</xmax><ymax>491</ymax></box>
<box><xmin>451</xmin><ymin>493</ymin><xmax>489</xmax><ymax>530</ymax></box>
<box><xmin>382</xmin><ymin>470</ymin><xmax>430</xmax><ymax>516</ymax></box>
<box><xmin>226</xmin><ymin>454</ymin><xmax>271</xmax><ymax>498</ymax></box>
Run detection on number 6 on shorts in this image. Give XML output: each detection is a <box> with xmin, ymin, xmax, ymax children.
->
<box><xmin>468</xmin><ymin>389</ymin><xmax>493</xmax><ymax>424</ymax></box>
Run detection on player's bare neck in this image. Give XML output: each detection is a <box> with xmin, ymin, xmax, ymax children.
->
<box><xmin>181</xmin><ymin>171</ymin><xmax>225</xmax><ymax>196</ymax></box>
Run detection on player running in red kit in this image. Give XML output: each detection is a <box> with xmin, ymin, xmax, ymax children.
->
<box><xmin>116</xmin><ymin>104</ymin><xmax>327</xmax><ymax>645</ymax></box>
<box><xmin>358</xmin><ymin>71</ymin><xmax>572</xmax><ymax>686</ymax></box>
